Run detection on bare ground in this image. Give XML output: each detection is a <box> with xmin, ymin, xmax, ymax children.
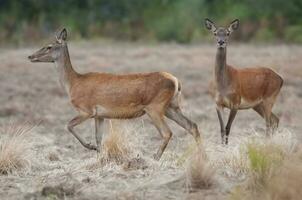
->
<box><xmin>0</xmin><ymin>42</ymin><xmax>301</xmax><ymax>199</ymax></box>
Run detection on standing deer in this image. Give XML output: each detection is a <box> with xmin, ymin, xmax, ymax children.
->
<box><xmin>204</xmin><ymin>19</ymin><xmax>283</xmax><ymax>144</ymax></box>
<box><xmin>28</xmin><ymin>28</ymin><xmax>201</xmax><ymax>160</ymax></box>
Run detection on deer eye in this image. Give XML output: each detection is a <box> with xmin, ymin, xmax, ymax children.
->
<box><xmin>226</xmin><ymin>32</ymin><xmax>230</xmax><ymax>36</ymax></box>
<box><xmin>214</xmin><ymin>32</ymin><xmax>217</xmax><ymax>36</ymax></box>
<box><xmin>46</xmin><ymin>46</ymin><xmax>52</xmax><ymax>50</ymax></box>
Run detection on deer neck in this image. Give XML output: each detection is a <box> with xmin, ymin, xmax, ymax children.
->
<box><xmin>54</xmin><ymin>45</ymin><xmax>78</xmax><ymax>94</ymax></box>
<box><xmin>215</xmin><ymin>47</ymin><xmax>230</xmax><ymax>93</ymax></box>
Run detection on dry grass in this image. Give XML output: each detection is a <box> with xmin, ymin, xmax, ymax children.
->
<box><xmin>1</xmin><ymin>43</ymin><xmax>301</xmax><ymax>199</ymax></box>
<box><xmin>230</xmin><ymin>135</ymin><xmax>302</xmax><ymax>200</ymax></box>
<box><xmin>220</xmin><ymin>145</ymin><xmax>250</xmax><ymax>177</ymax></box>
<box><xmin>246</xmin><ymin>142</ymin><xmax>285</xmax><ymax>190</ymax></box>
<box><xmin>100</xmin><ymin>120</ymin><xmax>130</xmax><ymax>164</ymax></box>
<box><xmin>47</xmin><ymin>152</ymin><xmax>60</xmax><ymax>162</ymax></box>
<box><xmin>232</xmin><ymin>148</ymin><xmax>302</xmax><ymax>200</ymax></box>
<box><xmin>0</xmin><ymin>122</ymin><xmax>35</xmax><ymax>174</ymax></box>
<box><xmin>185</xmin><ymin>146</ymin><xmax>215</xmax><ymax>191</ymax></box>
<box><xmin>177</xmin><ymin>142</ymin><xmax>200</xmax><ymax>166</ymax></box>
<box><xmin>86</xmin><ymin>120</ymin><xmax>132</xmax><ymax>170</ymax></box>
<box><xmin>264</xmin><ymin>146</ymin><xmax>302</xmax><ymax>200</ymax></box>
<box><xmin>216</xmin><ymin>130</ymin><xmax>297</xmax><ymax>179</ymax></box>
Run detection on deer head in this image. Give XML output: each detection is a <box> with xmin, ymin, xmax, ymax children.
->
<box><xmin>204</xmin><ymin>19</ymin><xmax>239</xmax><ymax>49</ymax></box>
<box><xmin>28</xmin><ymin>28</ymin><xmax>68</xmax><ymax>63</ymax></box>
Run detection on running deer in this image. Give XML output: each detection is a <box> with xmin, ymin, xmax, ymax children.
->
<box><xmin>28</xmin><ymin>28</ymin><xmax>201</xmax><ymax>160</ymax></box>
<box><xmin>204</xmin><ymin>19</ymin><xmax>283</xmax><ymax>144</ymax></box>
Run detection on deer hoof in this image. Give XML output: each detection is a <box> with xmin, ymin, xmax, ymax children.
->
<box><xmin>225</xmin><ymin>136</ymin><xmax>229</xmax><ymax>145</ymax></box>
<box><xmin>85</xmin><ymin>143</ymin><xmax>97</xmax><ymax>151</ymax></box>
<box><xmin>221</xmin><ymin>136</ymin><xmax>225</xmax><ymax>144</ymax></box>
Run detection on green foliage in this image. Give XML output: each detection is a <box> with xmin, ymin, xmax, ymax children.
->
<box><xmin>144</xmin><ymin>0</ymin><xmax>202</xmax><ymax>43</ymax></box>
<box><xmin>253</xmin><ymin>28</ymin><xmax>276</xmax><ymax>42</ymax></box>
<box><xmin>231</xmin><ymin>143</ymin><xmax>302</xmax><ymax>200</ymax></box>
<box><xmin>247</xmin><ymin>143</ymin><xmax>284</xmax><ymax>188</ymax></box>
<box><xmin>285</xmin><ymin>25</ymin><xmax>302</xmax><ymax>43</ymax></box>
<box><xmin>0</xmin><ymin>0</ymin><xmax>302</xmax><ymax>44</ymax></box>
<box><xmin>248</xmin><ymin>145</ymin><xmax>270</xmax><ymax>180</ymax></box>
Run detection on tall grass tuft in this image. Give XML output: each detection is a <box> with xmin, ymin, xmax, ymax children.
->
<box><xmin>0</xmin><ymin>122</ymin><xmax>35</xmax><ymax>174</ymax></box>
<box><xmin>230</xmin><ymin>138</ymin><xmax>302</xmax><ymax>200</ymax></box>
<box><xmin>246</xmin><ymin>142</ymin><xmax>285</xmax><ymax>190</ymax></box>
<box><xmin>98</xmin><ymin>120</ymin><xmax>130</xmax><ymax>165</ymax></box>
<box><xmin>264</xmin><ymin>146</ymin><xmax>302</xmax><ymax>200</ymax></box>
<box><xmin>185</xmin><ymin>146</ymin><xmax>215</xmax><ymax>191</ymax></box>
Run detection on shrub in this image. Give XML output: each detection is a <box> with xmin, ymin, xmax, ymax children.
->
<box><xmin>230</xmin><ymin>140</ymin><xmax>301</xmax><ymax>200</ymax></box>
<box><xmin>0</xmin><ymin>122</ymin><xmax>34</xmax><ymax>174</ymax></box>
<box><xmin>185</xmin><ymin>146</ymin><xmax>215</xmax><ymax>191</ymax></box>
<box><xmin>98</xmin><ymin>120</ymin><xmax>130</xmax><ymax>165</ymax></box>
<box><xmin>285</xmin><ymin>25</ymin><xmax>302</xmax><ymax>43</ymax></box>
<box><xmin>264</xmin><ymin>147</ymin><xmax>302</xmax><ymax>200</ymax></box>
<box><xmin>253</xmin><ymin>28</ymin><xmax>276</xmax><ymax>42</ymax></box>
<box><xmin>247</xmin><ymin>142</ymin><xmax>285</xmax><ymax>190</ymax></box>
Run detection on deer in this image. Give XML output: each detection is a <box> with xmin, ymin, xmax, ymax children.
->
<box><xmin>28</xmin><ymin>28</ymin><xmax>201</xmax><ymax>160</ymax></box>
<box><xmin>204</xmin><ymin>19</ymin><xmax>283</xmax><ymax>145</ymax></box>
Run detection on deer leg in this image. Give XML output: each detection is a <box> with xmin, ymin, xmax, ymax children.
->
<box><xmin>216</xmin><ymin>106</ymin><xmax>226</xmax><ymax>144</ymax></box>
<box><xmin>270</xmin><ymin>113</ymin><xmax>279</xmax><ymax>132</ymax></box>
<box><xmin>253</xmin><ymin>103</ymin><xmax>271</xmax><ymax>136</ymax></box>
<box><xmin>146</xmin><ymin>110</ymin><xmax>172</xmax><ymax>160</ymax></box>
<box><xmin>253</xmin><ymin>102</ymin><xmax>279</xmax><ymax>136</ymax></box>
<box><xmin>263</xmin><ymin>103</ymin><xmax>273</xmax><ymax>136</ymax></box>
<box><xmin>265</xmin><ymin>115</ymin><xmax>272</xmax><ymax>136</ymax></box>
<box><xmin>95</xmin><ymin>116</ymin><xmax>104</xmax><ymax>153</ymax></box>
<box><xmin>165</xmin><ymin>107</ymin><xmax>201</xmax><ymax>144</ymax></box>
<box><xmin>225</xmin><ymin>109</ymin><xmax>237</xmax><ymax>145</ymax></box>
<box><xmin>67</xmin><ymin>115</ymin><xmax>97</xmax><ymax>151</ymax></box>
<box><xmin>253</xmin><ymin>104</ymin><xmax>279</xmax><ymax>127</ymax></box>
<box><xmin>253</xmin><ymin>104</ymin><xmax>265</xmax><ymax>119</ymax></box>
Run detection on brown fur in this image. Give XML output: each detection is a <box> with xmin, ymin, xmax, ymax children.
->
<box><xmin>212</xmin><ymin>65</ymin><xmax>283</xmax><ymax>110</ymax></box>
<box><xmin>70</xmin><ymin>72</ymin><xmax>176</xmax><ymax>119</ymax></box>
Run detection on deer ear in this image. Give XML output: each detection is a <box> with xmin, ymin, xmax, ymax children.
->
<box><xmin>56</xmin><ymin>28</ymin><xmax>67</xmax><ymax>42</ymax></box>
<box><xmin>204</xmin><ymin>18</ymin><xmax>216</xmax><ymax>32</ymax></box>
<box><xmin>228</xmin><ymin>19</ymin><xmax>239</xmax><ymax>33</ymax></box>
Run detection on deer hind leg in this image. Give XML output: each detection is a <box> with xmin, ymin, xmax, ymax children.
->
<box><xmin>216</xmin><ymin>106</ymin><xmax>226</xmax><ymax>144</ymax></box>
<box><xmin>67</xmin><ymin>113</ymin><xmax>97</xmax><ymax>151</ymax></box>
<box><xmin>267</xmin><ymin>94</ymin><xmax>280</xmax><ymax>134</ymax></box>
<box><xmin>145</xmin><ymin>109</ymin><xmax>172</xmax><ymax>160</ymax></box>
<box><xmin>225</xmin><ymin>109</ymin><xmax>237</xmax><ymax>145</ymax></box>
<box><xmin>165</xmin><ymin>107</ymin><xmax>201</xmax><ymax>144</ymax></box>
<box><xmin>253</xmin><ymin>103</ymin><xmax>274</xmax><ymax>136</ymax></box>
<box><xmin>270</xmin><ymin>113</ymin><xmax>279</xmax><ymax>132</ymax></box>
<box><xmin>95</xmin><ymin>116</ymin><xmax>104</xmax><ymax>153</ymax></box>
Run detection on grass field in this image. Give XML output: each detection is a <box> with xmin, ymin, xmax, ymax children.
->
<box><xmin>0</xmin><ymin>42</ymin><xmax>301</xmax><ymax>199</ymax></box>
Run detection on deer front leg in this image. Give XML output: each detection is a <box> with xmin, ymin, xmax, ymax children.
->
<box><xmin>225</xmin><ymin>109</ymin><xmax>237</xmax><ymax>145</ymax></box>
<box><xmin>216</xmin><ymin>106</ymin><xmax>225</xmax><ymax>144</ymax></box>
<box><xmin>95</xmin><ymin>116</ymin><xmax>104</xmax><ymax>153</ymax></box>
<box><xmin>67</xmin><ymin>115</ymin><xmax>97</xmax><ymax>151</ymax></box>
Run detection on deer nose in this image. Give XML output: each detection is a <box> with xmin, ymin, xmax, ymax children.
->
<box><xmin>218</xmin><ymin>40</ymin><xmax>225</xmax><ymax>45</ymax></box>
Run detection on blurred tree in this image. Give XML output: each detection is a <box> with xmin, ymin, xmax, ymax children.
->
<box><xmin>0</xmin><ymin>0</ymin><xmax>301</xmax><ymax>44</ymax></box>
